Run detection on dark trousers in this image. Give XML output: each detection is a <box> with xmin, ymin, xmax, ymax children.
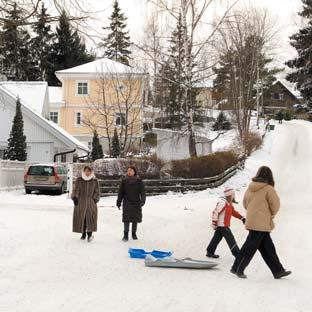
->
<box><xmin>207</xmin><ymin>227</ymin><xmax>240</xmax><ymax>257</ymax></box>
<box><xmin>124</xmin><ymin>222</ymin><xmax>137</xmax><ymax>233</ymax></box>
<box><xmin>83</xmin><ymin>218</ymin><xmax>92</xmax><ymax>237</ymax></box>
<box><xmin>232</xmin><ymin>230</ymin><xmax>285</xmax><ymax>276</ymax></box>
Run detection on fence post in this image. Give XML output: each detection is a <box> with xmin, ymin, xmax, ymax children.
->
<box><xmin>67</xmin><ymin>163</ymin><xmax>73</xmax><ymax>198</ymax></box>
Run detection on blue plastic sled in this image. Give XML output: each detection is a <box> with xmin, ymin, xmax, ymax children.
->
<box><xmin>128</xmin><ymin>248</ymin><xmax>172</xmax><ymax>259</ymax></box>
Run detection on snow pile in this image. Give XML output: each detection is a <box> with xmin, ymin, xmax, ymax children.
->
<box><xmin>93</xmin><ymin>158</ymin><xmax>160</xmax><ymax>179</ymax></box>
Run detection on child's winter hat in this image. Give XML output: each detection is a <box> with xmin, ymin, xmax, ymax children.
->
<box><xmin>224</xmin><ymin>187</ymin><xmax>235</xmax><ymax>197</ymax></box>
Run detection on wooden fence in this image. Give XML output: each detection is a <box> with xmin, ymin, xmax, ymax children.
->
<box><xmin>99</xmin><ymin>161</ymin><xmax>244</xmax><ymax>196</ymax></box>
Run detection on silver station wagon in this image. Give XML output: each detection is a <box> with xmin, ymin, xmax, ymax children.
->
<box><xmin>24</xmin><ymin>164</ymin><xmax>68</xmax><ymax>195</ymax></box>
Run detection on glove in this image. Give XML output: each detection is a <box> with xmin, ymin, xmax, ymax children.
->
<box><xmin>212</xmin><ymin>221</ymin><xmax>217</xmax><ymax>230</ymax></box>
<box><xmin>72</xmin><ymin>197</ymin><xmax>78</xmax><ymax>206</ymax></box>
<box><xmin>241</xmin><ymin>217</ymin><xmax>246</xmax><ymax>224</ymax></box>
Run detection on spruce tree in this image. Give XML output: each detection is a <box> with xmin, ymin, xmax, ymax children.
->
<box><xmin>90</xmin><ymin>130</ymin><xmax>104</xmax><ymax>161</ymax></box>
<box><xmin>100</xmin><ymin>0</ymin><xmax>131</xmax><ymax>65</ymax></box>
<box><xmin>48</xmin><ymin>10</ymin><xmax>95</xmax><ymax>86</ymax></box>
<box><xmin>212</xmin><ymin>111</ymin><xmax>231</xmax><ymax>131</ymax></box>
<box><xmin>0</xmin><ymin>3</ymin><xmax>33</xmax><ymax>80</ymax></box>
<box><xmin>286</xmin><ymin>0</ymin><xmax>312</xmax><ymax>106</ymax></box>
<box><xmin>111</xmin><ymin>128</ymin><xmax>121</xmax><ymax>158</ymax></box>
<box><xmin>4</xmin><ymin>98</ymin><xmax>27</xmax><ymax>161</ymax></box>
<box><xmin>31</xmin><ymin>3</ymin><xmax>54</xmax><ymax>81</ymax></box>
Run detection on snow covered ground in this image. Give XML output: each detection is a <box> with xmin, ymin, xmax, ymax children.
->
<box><xmin>1</xmin><ymin>120</ymin><xmax>311</xmax><ymax>312</ymax></box>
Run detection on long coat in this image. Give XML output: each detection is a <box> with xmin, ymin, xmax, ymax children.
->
<box><xmin>243</xmin><ymin>181</ymin><xmax>280</xmax><ymax>232</ymax></box>
<box><xmin>117</xmin><ymin>176</ymin><xmax>146</xmax><ymax>223</ymax></box>
<box><xmin>72</xmin><ymin>177</ymin><xmax>100</xmax><ymax>233</ymax></box>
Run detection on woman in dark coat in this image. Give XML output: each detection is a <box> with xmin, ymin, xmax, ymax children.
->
<box><xmin>117</xmin><ymin>166</ymin><xmax>146</xmax><ymax>241</ymax></box>
<box><xmin>72</xmin><ymin>166</ymin><xmax>100</xmax><ymax>242</ymax></box>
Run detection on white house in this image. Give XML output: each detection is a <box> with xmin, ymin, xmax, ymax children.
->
<box><xmin>0</xmin><ymin>81</ymin><xmax>89</xmax><ymax>163</ymax></box>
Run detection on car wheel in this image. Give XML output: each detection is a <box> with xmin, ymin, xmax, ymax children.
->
<box><xmin>25</xmin><ymin>189</ymin><xmax>31</xmax><ymax>194</ymax></box>
<box><xmin>57</xmin><ymin>183</ymin><xmax>64</xmax><ymax>195</ymax></box>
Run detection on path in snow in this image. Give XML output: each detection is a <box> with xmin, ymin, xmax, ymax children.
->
<box><xmin>0</xmin><ymin>121</ymin><xmax>311</xmax><ymax>312</ymax></box>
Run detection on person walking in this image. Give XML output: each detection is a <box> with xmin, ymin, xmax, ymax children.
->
<box><xmin>72</xmin><ymin>166</ymin><xmax>100</xmax><ymax>242</ymax></box>
<box><xmin>231</xmin><ymin>166</ymin><xmax>291</xmax><ymax>279</ymax></box>
<box><xmin>117</xmin><ymin>166</ymin><xmax>146</xmax><ymax>241</ymax></box>
<box><xmin>206</xmin><ymin>187</ymin><xmax>245</xmax><ymax>258</ymax></box>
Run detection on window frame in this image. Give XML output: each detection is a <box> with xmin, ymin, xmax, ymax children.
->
<box><xmin>76</xmin><ymin>81</ymin><xmax>89</xmax><ymax>96</ymax></box>
<box><xmin>115</xmin><ymin>112</ymin><xmax>126</xmax><ymax>127</ymax></box>
<box><xmin>49</xmin><ymin>111</ymin><xmax>59</xmax><ymax>124</ymax></box>
<box><xmin>75</xmin><ymin>111</ymin><xmax>83</xmax><ymax>127</ymax></box>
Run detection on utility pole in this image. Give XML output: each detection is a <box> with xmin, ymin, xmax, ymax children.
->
<box><xmin>256</xmin><ymin>55</ymin><xmax>260</xmax><ymax>127</ymax></box>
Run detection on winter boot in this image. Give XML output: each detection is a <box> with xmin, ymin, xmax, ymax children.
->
<box><xmin>87</xmin><ymin>232</ymin><xmax>94</xmax><ymax>242</ymax></box>
<box><xmin>81</xmin><ymin>232</ymin><xmax>87</xmax><ymax>240</ymax></box>
<box><xmin>206</xmin><ymin>253</ymin><xmax>220</xmax><ymax>259</ymax></box>
<box><xmin>274</xmin><ymin>270</ymin><xmax>292</xmax><ymax>279</ymax></box>
<box><xmin>122</xmin><ymin>231</ymin><xmax>129</xmax><ymax>242</ymax></box>
<box><xmin>236</xmin><ymin>271</ymin><xmax>247</xmax><ymax>279</ymax></box>
<box><xmin>132</xmin><ymin>232</ymin><xmax>138</xmax><ymax>240</ymax></box>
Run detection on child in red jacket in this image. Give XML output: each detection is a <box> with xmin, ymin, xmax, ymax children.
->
<box><xmin>206</xmin><ymin>187</ymin><xmax>245</xmax><ymax>259</ymax></box>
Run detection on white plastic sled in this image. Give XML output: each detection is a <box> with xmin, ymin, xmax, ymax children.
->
<box><xmin>144</xmin><ymin>255</ymin><xmax>218</xmax><ymax>269</ymax></box>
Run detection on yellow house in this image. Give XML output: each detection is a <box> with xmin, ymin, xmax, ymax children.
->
<box><xmin>49</xmin><ymin>58</ymin><xmax>148</xmax><ymax>153</ymax></box>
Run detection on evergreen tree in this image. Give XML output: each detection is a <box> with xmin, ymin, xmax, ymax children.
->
<box><xmin>213</xmin><ymin>35</ymin><xmax>281</xmax><ymax>103</ymax></box>
<box><xmin>31</xmin><ymin>3</ymin><xmax>54</xmax><ymax>81</ymax></box>
<box><xmin>212</xmin><ymin>111</ymin><xmax>231</xmax><ymax>131</ymax></box>
<box><xmin>4</xmin><ymin>98</ymin><xmax>27</xmax><ymax>161</ymax></box>
<box><xmin>48</xmin><ymin>10</ymin><xmax>95</xmax><ymax>86</ymax></box>
<box><xmin>100</xmin><ymin>0</ymin><xmax>131</xmax><ymax>65</ymax></box>
<box><xmin>0</xmin><ymin>3</ymin><xmax>34</xmax><ymax>80</ymax></box>
<box><xmin>90</xmin><ymin>130</ymin><xmax>104</xmax><ymax>161</ymax></box>
<box><xmin>286</xmin><ymin>0</ymin><xmax>312</xmax><ymax>106</ymax></box>
<box><xmin>111</xmin><ymin>128</ymin><xmax>121</xmax><ymax>158</ymax></box>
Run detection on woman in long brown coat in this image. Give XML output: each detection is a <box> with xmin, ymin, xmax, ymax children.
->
<box><xmin>231</xmin><ymin>166</ymin><xmax>291</xmax><ymax>279</ymax></box>
<box><xmin>72</xmin><ymin>166</ymin><xmax>100</xmax><ymax>242</ymax></box>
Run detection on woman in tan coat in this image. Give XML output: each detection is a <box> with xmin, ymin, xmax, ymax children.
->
<box><xmin>231</xmin><ymin>166</ymin><xmax>291</xmax><ymax>279</ymax></box>
<box><xmin>72</xmin><ymin>166</ymin><xmax>100</xmax><ymax>242</ymax></box>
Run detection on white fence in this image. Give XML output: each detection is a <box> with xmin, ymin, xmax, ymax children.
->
<box><xmin>0</xmin><ymin>160</ymin><xmax>26</xmax><ymax>191</ymax></box>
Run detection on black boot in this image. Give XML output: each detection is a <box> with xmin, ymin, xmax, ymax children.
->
<box><xmin>122</xmin><ymin>231</ymin><xmax>129</xmax><ymax>242</ymax></box>
<box><xmin>206</xmin><ymin>252</ymin><xmax>220</xmax><ymax>259</ymax></box>
<box><xmin>81</xmin><ymin>232</ymin><xmax>86</xmax><ymax>240</ymax></box>
<box><xmin>132</xmin><ymin>232</ymin><xmax>138</xmax><ymax>240</ymax></box>
<box><xmin>87</xmin><ymin>232</ymin><xmax>94</xmax><ymax>242</ymax></box>
<box><xmin>274</xmin><ymin>270</ymin><xmax>292</xmax><ymax>279</ymax></box>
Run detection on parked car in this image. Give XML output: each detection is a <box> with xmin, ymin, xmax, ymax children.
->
<box><xmin>24</xmin><ymin>164</ymin><xmax>68</xmax><ymax>195</ymax></box>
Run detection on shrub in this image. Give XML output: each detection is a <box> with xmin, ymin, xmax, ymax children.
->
<box><xmin>284</xmin><ymin>110</ymin><xmax>292</xmax><ymax>121</ymax></box>
<box><xmin>143</xmin><ymin>132</ymin><xmax>157</xmax><ymax>147</ymax></box>
<box><xmin>243</xmin><ymin>132</ymin><xmax>263</xmax><ymax>156</ymax></box>
<box><xmin>170</xmin><ymin>151</ymin><xmax>239</xmax><ymax>178</ymax></box>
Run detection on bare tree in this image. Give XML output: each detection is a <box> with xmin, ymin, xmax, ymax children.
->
<box><xmin>213</xmin><ymin>7</ymin><xmax>277</xmax><ymax>149</ymax></box>
<box><xmin>83</xmin><ymin>66</ymin><xmax>148</xmax><ymax>157</ymax></box>
<box><xmin>143</xmin><ymin>0</ymin><xmax>239</xmax><ymax>157</ymax></box>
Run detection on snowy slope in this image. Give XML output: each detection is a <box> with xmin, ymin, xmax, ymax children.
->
<box><xmin>0</xmin><ymin>120</ymin><xmax>311</xmax><ymax>312</ymax></box>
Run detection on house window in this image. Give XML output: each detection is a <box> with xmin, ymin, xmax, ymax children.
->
<box><xmin>75</xmin><ymin>112</ymin><xmax>82</xmax><ymax>126</ymax></box>
<box><xmin>115</xmin><ymin>113</ymin><xmax>126</xmax><ymax>126</ymax></box>
<box><xmin>49</xmin><ymin>111</ymin><xmax>59</xmax><ymax>124</ymax></box>
<box><xmin>77</xmin><ymin>82</ymin><xmax>88</xmax><ymax>95</ymax></box>
<box><xmin>271</xmin><ymin>93</ymin><xmax>284</xmax><ymax>100</ymax></box>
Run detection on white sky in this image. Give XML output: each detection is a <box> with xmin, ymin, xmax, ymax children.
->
<box><xmin>58</xmin><ymin>0</ymin><xmax>303</xmax><ymax>69</ymax></box>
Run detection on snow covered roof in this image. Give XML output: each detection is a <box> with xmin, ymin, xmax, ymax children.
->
<box><xmin>193</xmin><ymin>80</ymin><xmax>214</xmax><ymax>89</ymax></box>
<box><xmin>0</xmin><ymin>81</ymin><xmax>48</xmax><ymax>115</ymax></box>
<box><xmin>56</xmin><ymin>58</ymin><xmax>145</xmax><ymax>77</ymax></box>
<box><xmin>275</xmin><ymin>80</ymin><xmax>303</xmax><ymax>99</ymax></box>
<box><xmin>0</xmin><ymin>84</ymin><xmax>89</xmax><ymax>153</ymax></box>
<box><xmin>48</xmin><ymin>87</ymin><xmax>63</xmax><ymax>104</ymax></box>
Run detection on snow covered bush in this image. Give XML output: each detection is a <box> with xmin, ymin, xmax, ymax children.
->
<box><xmin>93</xmin><ymin>158</ymin><xmax>160</xmax><ymax>179</ymax></box>
<box><xmin>170</xmin><ymin>151</ymin><xmax>239</xmax><ymax>178</ymax></box>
